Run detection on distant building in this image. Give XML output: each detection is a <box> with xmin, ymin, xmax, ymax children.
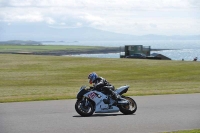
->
<box><xmin>120</xmin><ymin>45</ymin><xmax>171</xmax><ymax>60</ymax></box>
<box><xmin>120</xmin><ymin>45</ymin><xmax>151</xmax><ymax>58</ymax></box>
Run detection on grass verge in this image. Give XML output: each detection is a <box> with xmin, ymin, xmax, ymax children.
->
<box><xmin>0</xmin><ymin>44</ymin><xmax>117</xmax><ymax>52</ymax></box>
<box><xmin>163</xmin><ymin>129</ymin><xmax>200</xmax><ymax>133</ymax></box>
<box><xmin>0</xmin><ymin>54</ymin><xmax>200</xmax><ymax>103</ymax></box>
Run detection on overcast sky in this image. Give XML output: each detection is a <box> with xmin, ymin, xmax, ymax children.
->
<box><xmin>0</xmin><ymin>0</ymin><xmax>200</xmax><ymax>36</ymax></box>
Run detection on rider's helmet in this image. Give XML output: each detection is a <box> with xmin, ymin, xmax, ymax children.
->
<box><xmin>88</xmin><ymin>72</ymin><xmax>98</xmax><ymax>84</ymax></box>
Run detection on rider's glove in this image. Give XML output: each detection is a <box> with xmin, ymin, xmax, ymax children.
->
<box><xmin>90</xmin><ymin>86</ymin><xmax>94</xmax><ymax>90</ymax></box>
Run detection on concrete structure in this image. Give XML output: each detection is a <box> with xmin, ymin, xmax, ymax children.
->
<box><xmin>120</xmin><ymin>45</ymin><xmax>171</xmax><ymax>60</ymax></box>
<box><xmin>120</xmin><ymin>45</ymin><xmax>151</xmax><ymax>58</ymax></box>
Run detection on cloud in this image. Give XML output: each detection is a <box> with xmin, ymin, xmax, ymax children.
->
<box><xmin>188</xmin><ymin>0</ymin><xmax>200</xmax><ymax>8</ymax></box>
<box><xmin>0</xmin><ymin>0</ymin><xmax>194</xmax><ymax>9</ymax></box>
<box><xmin>45</xmin><ymin>17</ymin><xmax>55</xmax><ymax>24</ymax></box>
<box><xmin>0</xmin><ymin>0</ymin><xmax>199</xmax><ymax>35</ymax></box>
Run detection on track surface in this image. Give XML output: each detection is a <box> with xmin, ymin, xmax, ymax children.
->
<box><xmin>1</xmin><ymin>94</ymin><xmax>200</xmax><ymax>133</ymax></box>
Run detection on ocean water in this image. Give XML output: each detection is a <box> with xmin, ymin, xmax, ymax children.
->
<box><xmin>45</xmin><ymin>40</ymin><xmax>200</xmax><ymax>61</ymax></box>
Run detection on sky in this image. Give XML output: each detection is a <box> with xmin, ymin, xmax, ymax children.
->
<box><xmin>0</xmin><ymin>0</ymin><xmax>200</xmax><ymax>36</ymax></box>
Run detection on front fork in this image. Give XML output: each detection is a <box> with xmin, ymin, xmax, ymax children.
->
<box><xmin>82</xmin><ymin>97</ymin><xmax>90</xmax><ymax>106</ymax></box>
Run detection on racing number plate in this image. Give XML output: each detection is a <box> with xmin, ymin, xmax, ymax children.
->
<box><xmin>88</xmin><ymin>92</ymin><xmax>96</xmax><ymax>99</ymax></box>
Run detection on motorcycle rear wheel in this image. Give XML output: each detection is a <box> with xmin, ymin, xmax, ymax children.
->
<box><xmin>75</xmin><ymin>99</ymin><xmax>95</xmax><ymax>117</ymax></box>
<box><xmin>118</xmin><ymin>97</ymin><xmax>137</xmax><ymax>115</ymax></box>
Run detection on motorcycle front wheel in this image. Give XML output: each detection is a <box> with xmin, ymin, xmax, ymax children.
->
<box><xmin>118</xmin><ymin>97</ymin><xmax>137</xmax><ymax>115</ymax></box>
<box><xmin>75</xmin><ymin>99</ymin><xmax>95</xmax><ymax>117</ymax></box>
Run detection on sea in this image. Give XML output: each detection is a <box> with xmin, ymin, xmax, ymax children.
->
<box><xmin>43</xmin><ymin>40</ymin><xmax>200</xmax><ymax>61</ymax></box>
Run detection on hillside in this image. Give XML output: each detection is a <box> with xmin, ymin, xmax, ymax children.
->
<box><xmin>1</xmin><ymin>23</ymin><xmax>200</xmax><ymax>41</ymax></box>
<box><xmin>0</xmin><ymin>40</ymin><xmax>42</xmax><ymax>45</ymax></box>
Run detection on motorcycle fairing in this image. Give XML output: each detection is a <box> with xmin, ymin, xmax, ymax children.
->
<box><xmin>76</xmin><ymin>88</ymin><xmax>89</xmax><ymax>99</ymax></box>
<box><xmin>83</xmin><ymin>91</ymin><xmax>120</xmax><ymax>113</ymax></box>
<box><xmin>115</xmin><ymin>85</ymin><xmax>129</xmax><ymax>95</ymax></box>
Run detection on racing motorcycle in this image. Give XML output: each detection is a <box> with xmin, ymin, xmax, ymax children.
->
<box><xmin>75</xmin><ymin>85</ymin><xmax>137</xmax><ymax>116</ymax></box>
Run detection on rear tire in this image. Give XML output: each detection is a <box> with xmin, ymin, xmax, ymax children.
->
<box><xmin>118</xmin><ymin>97</ymin><xmax>137</xmax><ymax>115</ymax></box>
<box><xmin>75</xmin><ymin>99</ymin><xmax>95</xmax><ymax>117</ymax></box>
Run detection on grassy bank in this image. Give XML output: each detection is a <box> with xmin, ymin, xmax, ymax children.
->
<box><xmin>0</xmin><ymin>45</ymin><xmax>106</xmax><ymax>52</ymax></box>
<box><xmin>0</xmin><ymin>54</ymin><xmax>200</xmax><ymax>102</ymax></box>
<box><xmin>0</xmin><ymin>45</ymin><xmax>119</xmax><ymax>55</ymax></box>
<box><xmin>163</xmin><ymin>129</ymin><xmax>200</xmax><ymax>133</ymax></box>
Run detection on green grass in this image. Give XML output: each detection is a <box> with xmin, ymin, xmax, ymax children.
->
<box><xmin>0</xmin><ymin>54</ymin><xmax>200</xmax><ymax>102</ymax></box>
<box><xmin>0</xmin><ymin>44</ymin><xmax>115</xmax><ymax>52</ymax></box>
<box><xmin>163</xmin><ymin>129</ymin><xmax>200</xmax><ymax>133</ymax></box>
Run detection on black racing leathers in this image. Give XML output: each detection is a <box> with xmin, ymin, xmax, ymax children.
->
<box><xmin>93</xmin><ymin>77</ymin><xmax>116</xmax><ymax>98</ymax></box>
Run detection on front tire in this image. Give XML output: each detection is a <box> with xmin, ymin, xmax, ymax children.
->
<box><xmin>118</xmin><ymin>97</ymin><xmax>137</xmax><ymax>115</ymax></box>
<box><xmin>75</xmin><ymin>99</ymin><xmax>95</xmax><ymax>117</ymax></box>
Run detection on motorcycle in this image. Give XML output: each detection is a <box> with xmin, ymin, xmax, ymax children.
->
<box><xmin>75</xmin><ymin>85</ymin><xmax>137</xmax><ymax>117</ymax></box>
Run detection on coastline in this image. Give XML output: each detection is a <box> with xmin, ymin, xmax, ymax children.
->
<box><xmin>0</xmin><ymin>47</ymin><xmax>173</xmax><ymax>56</ymax></box>
<box><xmin>32</xmin><ymin>47</ymin><xmax>120</xmax><ymax>56</ymax></box>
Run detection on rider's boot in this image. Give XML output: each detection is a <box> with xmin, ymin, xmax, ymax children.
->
<box><xmin>110</xmin><ymin>90</ymin><xmax>120</xmax><ymax>100</ymax></box>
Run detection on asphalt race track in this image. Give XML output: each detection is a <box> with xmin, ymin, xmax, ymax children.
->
<box><xmin>0</xmin><ymin>94</ymin><xmax>200</xmax><ymax>133</ymax></box>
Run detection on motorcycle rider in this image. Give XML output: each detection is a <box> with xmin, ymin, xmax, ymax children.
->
<box><xmin>88</xmin><ymin>72</ymin><xmax>120</xmax><ymax>100</ymax></box>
